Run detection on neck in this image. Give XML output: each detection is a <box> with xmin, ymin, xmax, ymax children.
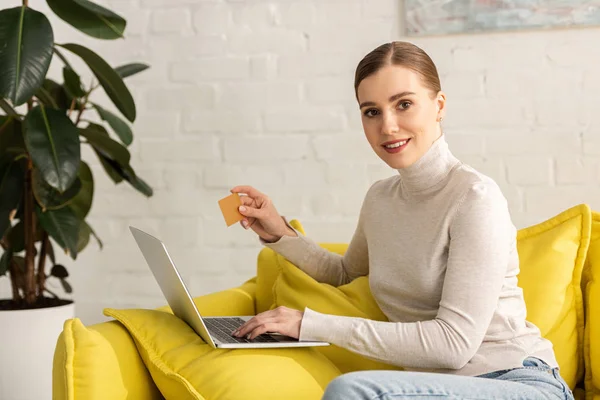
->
<box><xmin>396</xmin><ymin>133</ymin><xmax>460</xmax><ymax>194</ymax></box>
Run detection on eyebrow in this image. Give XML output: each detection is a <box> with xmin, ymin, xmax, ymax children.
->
<box><xmin>359</xmin><ymin>91</ymin><xmax>416</xmax><ymax>109</ymax></box>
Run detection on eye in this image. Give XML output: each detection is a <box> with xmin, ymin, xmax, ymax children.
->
<box><xmin>363</xmin><ymin>108</ymin><xmax>378</xmax><ymax>117</ymax></box>
<box><xmin>398</xmin><ymin>101</ymin><xmax>411</xmax><ymax>110</ymax></box>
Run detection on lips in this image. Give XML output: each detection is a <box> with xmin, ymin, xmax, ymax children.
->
<box><xmin>382</xmin><ymin>138</ymin><xmax>411</xmax><ymax>154</ymax></box>
<box><xmin>381</xmin><ymin>138</ymin><xmax>410</xmax><ymax>147</ymax></box>
<box><xmin>381</xmin><ymin>138</ymin><xmax>411</xmax><ymax>147</ymax></box>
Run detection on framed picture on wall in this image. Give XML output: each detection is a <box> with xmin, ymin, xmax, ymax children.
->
<box><xmin>404</xmin><ymin>0</ymin><xmax>600</xmax><ymax>36</ymax></box>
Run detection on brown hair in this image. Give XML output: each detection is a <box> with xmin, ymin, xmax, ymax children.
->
<box><xmin>354</xmin><ymin>41</ymin><xmax>441</xmax><ymax>102</ymax></box>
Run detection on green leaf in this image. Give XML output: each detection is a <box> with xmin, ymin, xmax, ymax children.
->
<box><xmin>57</xmin><ymin>43</ymin><xmax>136</xmax><ymax>122</ymax></box>
<box><xmin>60</xmin><ymin>278</ymin><xmax>73</xmax><ymax>294</ymax></box>
<box><xmin>88</xmin><ymin>140</ymin><xmax>152</xmax><ymax>197</ymax></box>
<box><xmin>122</xmin><ymin>165</ymin><xmax>153</xmax><ymax>197</ymax></box>
<box><xmin>0</xmin><ymin>118</ymin><xmax>26</xmax><ymax>158</ymax></box>
<box><xmin>79</xmin><ymin>124</ymin><xmax>130</xmax><ymax>166</ymax></box>
<box><xmin>0</xmin><ymin>7</ymin><xmax>54</xmax><ymax>106</ymax></box>
<box><xmin>77</xmin><ymin>220</ymin><xmax>91</xmax><ymax>252</ymax></box>
<box><xmin>62</xmin><ymin>67</ymin><xmax>86</xmax><ymax>98</ymax></box>
<box><xmin>35</xmin><ymin>80</ymin><xmax>65</xmax><ymax>109</ymax></box>
<box><xmin>33</xmin><ymin>167</ymin><xmax>82</xmax><ymax>211</ymax></box>
<box><xmin>114</xmin><ymin>63</ymin><xmax>149</xmax><ymax>79</ymax></box>
<box><xmin>0</xmin><ymin>249</ymin><xmax>12</xmax><ymax>276</ymax></box>
<box><xmin>35</xmin><ymin>79</ymin><xmax>80</xmax><ymax>110</ymax></box>
<box><xmin>46</xmin><ymin>0</ymin><xmax>126</xmax><ymax>40</ymax></box>
<box><xmin>36</xmin><ymin>205</ymin><xmax>79</xmax><ymax>259</ymax></box>
<box><xmin>92</xmin><ymin>103</ymin><xmax>133</xmax><ymax>146</ymax></box>
<box><xmin>93</xmin><ymin>148</ymin><xmax>123</xmax><ymax>183</ymax></box>
<box><xmin>69</xmin><ymin>161</ymin><xmax>94</xmax><ymax>219</ymax></box>
<box><xmin>34</xmin><ymin>86</ymin><xmax>59</xmax><ymax>109</ymax></box>
<box><xmin>50</xmin><ymin>263</ymin><xmax>68</xmax><ymax>278</ymax></box>
<box><xmin>24</xmin><ymin>105</ymin><xmax>81</xmax><ymax>193</ymax></box>
<box><xmin>0</xmin><ymin>160</ymin><xmax>24</xmax><ymax>238</ymax></box>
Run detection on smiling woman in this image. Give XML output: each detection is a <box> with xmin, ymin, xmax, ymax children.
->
<box><xmin>355</xmin><ymin>42</ymin><xmax>446</xmax><ymax>170</ymax></box>
<box><xmin>230</xmin><ymin>41</ymin><xmax>574</xmax><ymax>400</ymax></box>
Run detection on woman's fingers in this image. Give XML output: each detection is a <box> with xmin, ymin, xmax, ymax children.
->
<box><xmin>239</xmin><ymin>195</ymin><xmax>259</xmax><ymax>209</ymax></box>
<box><xmin>237</xmin><ymin>196</ymin><xmax>257</xmax><ymax>228</ymax></box>
<box><xmin>231</xmin><ymin>185</ymin><xmax>265</xmax><ymax>199</ymax></box>
<box><xmin>239</xmin><ymin>216</ymin><xmax>255</xmax><ymax>229</ymax></box>
<box><xmin>246</xmin><ymin>322</ymin><xmax>279</xmax><ymax>340</ymax></box>
<box><xmin>238</xmin><ymin>204</ymin><xmax>264</xmax><ymax>219</ymax></box>
<box><xmin>233</xmin><ymin>315</ymin><xmax>277</xmax><ymax>338</ymax></box>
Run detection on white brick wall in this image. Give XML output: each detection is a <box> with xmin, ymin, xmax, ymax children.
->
<box><xmin>3</xmin><ymin>0</ymin><xmax>598</xmax><ymax>324</ymax></box>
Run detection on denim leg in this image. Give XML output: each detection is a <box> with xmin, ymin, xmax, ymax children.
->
<box><xmin>322</xmin><ymin>362</ymin><xmax>572</xmax><ymax>400</ymax></box>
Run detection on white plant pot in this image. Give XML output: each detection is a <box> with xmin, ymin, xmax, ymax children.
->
<box><xmin>0</xmin><ymin>301</ymin><xmax>75</xmax><ymax>400</ymax></box>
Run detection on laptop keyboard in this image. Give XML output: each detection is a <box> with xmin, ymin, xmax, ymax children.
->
<box><xmin>203</xmin><ymin>317</ymin><xmax>281</xmax><ymax>344</ymax></box>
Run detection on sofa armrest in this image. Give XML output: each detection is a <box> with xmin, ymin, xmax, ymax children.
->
<box><xmin>53</xmin><ymin>318</ymin><xmax>163</xmax><ymax>400</ymax></box>
<box><xmin>53</xmin><ymin>277</ymin><xmax>258</xmax><ymax>400</ymax></box>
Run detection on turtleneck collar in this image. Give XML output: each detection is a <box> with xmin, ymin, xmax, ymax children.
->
<box><xmin>396</xmin><ymin>134</ymin><xmax>460</xmax><ymax>194</ymax></box>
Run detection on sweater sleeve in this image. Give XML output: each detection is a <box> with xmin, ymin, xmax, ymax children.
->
<box><xmin>298</xmin><ymin>182</ymin><xmax>512</xmax><ymax>370</ymax></box>
<box><xmin>259</xmin><ymin>197</ymin><xmax>370</xmax><ymax>287</ymax></box>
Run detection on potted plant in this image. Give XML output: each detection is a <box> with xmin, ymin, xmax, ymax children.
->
<box><xmin>0</xmin><ymin>1</ymin><xmax>152</xmax><ymax>398</ymax></box>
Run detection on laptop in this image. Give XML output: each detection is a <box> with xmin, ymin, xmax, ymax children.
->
<box><xmin>129</xmin><ymin>226</ymin><xmax>330</xmax><ymax>349</ymax></box>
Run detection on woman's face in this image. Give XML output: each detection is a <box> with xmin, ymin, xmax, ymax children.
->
<box><xmin>357</xmin><ymin>65</ymin><xmax>446</xmax><ymax>169</ymax></box>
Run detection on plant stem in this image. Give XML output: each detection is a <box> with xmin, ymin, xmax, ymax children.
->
<box><xmin>37</xmin><ymin>233</ymin><xmax>49</xmax><ymax>298</ymax></box>
<box><xmin>52</xmin><ymin>47</ymin><xmax>73</xmax><ymax>70</ymax></box>
<box><xmin>75</xmin><ymin>85</ymin><xmax>93</xmax><ymax>126</ymax></box>
<box><xmin>23</xmin><ymin>157</ymin><xmax>36</xmax><ymax>304</ymax></box>
<box><xmin>0</xmin><ymin>116</ymin><xmax>13</xmax><ymax>137</ymax></box>
<box><xmin>9</xmin><ymin>259</ymin><xmax>22</xmax><ymax>301</ymax></box>
<box><xmin>21</xmin><ymin>99</ymin><xmax>36</xmax><ymax>304</ymax></box>
<box><xmin>0</xmin><ymin>98</ymin><xmax>19</xmax><ymax>118</ymax></box>
<box><xmin>67</xmin><ymin>98</ymin><xmax>76</xmax><ymax>117</ymax></box>
<box><xmin>23</xmin><ymin>0</ymin><xmax>28</xmax><ymax>7</ymax></box>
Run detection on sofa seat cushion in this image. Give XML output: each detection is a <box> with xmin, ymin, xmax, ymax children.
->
<box><xmin>103</xmin><ymin>307</ymin><xmax>341</xmax><ymax>400</ymax></box>
<box><xmin>270</xmin><ymin>204</ymin><xmax>591</xmax><ymax>389</ymax></box>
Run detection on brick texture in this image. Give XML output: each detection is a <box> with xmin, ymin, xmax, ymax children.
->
<box><xmin>18</xmin><ymin>0</ymin><xmax>600</xmax><ymax>325</ymax></box>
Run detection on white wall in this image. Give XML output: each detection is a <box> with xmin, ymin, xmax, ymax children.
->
<box><xmin>2</xmin><ymin>0</ymin><xmax>599</xmax><ymax>324</ymax></box>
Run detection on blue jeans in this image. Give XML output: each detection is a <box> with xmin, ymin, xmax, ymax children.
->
<box><xmin>322</xmin><ymin>357</ymin><xmax>574</xmax><ymax>399</ymax></box>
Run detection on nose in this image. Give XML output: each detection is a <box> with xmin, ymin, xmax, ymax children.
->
<box><xmin>381</xmin><ymin>112</ymin><xmax>400</xmax><ymax>136</ymax></box>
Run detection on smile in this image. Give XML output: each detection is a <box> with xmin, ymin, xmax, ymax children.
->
<box><xmin>382</xmin><ymin>138</ymin><xmax>411</xmax><ymax>153</ymax></box>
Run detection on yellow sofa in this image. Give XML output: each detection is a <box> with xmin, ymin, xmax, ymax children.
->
<box><xmin>52</xmin><ymin>205</ymin><xmax>600</xmax><ymax>400</ymax></box>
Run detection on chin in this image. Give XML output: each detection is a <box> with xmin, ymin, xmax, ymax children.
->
<box><xmin>383</xmin><ymin>155</ymin><xmax>417</xmax><ymax>170</ymax></box>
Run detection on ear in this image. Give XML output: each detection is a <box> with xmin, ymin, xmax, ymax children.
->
<box><xmin>436</xmin><ymin>91</ymin><xmax>447</xmax><ymax>122</ymax></box>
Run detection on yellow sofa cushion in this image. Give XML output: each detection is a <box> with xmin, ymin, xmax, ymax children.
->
<box><xmin>516</xmin><ymin>204</ymin><xmax>590</xmax><ymax>389</ymax></box>
<box><xmin>270</xmin><ymin>204</ymin><xmax>591</xmax><ymax>388</ymax></box>
<box><xmin>271</xmin><ymin>249</ymin><xmax>402</xmax><ymax>374</ymax></box>
<box><xmin>256</xmin><ymin>219</ymin><xmax>306</xmax><ymax>314</ymax></box>
<box><xmin>52</xmin><ymin>318</ymin><xmax>162</xmax><ymax>400</ymax></box>
<box><xmin>103</xmin><ymin>307</ymin><xmax>341</xmax><ymax>400</ymax></box>
<box><xmin>583</xmin><ymin>212</ymin><xmax>600</xmax><ymax>400</ymax></box>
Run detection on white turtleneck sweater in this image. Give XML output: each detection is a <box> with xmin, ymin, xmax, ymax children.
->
<box><xmin>261</xmin><ymin>134</ymin><xmax>558</xmax><ymax>377</ymax></box>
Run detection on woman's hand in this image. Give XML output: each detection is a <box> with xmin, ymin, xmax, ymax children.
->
<box><xmin>230</xmin><ymin>185</ymin><xmax>297</xmax><ymax>243</ymax></box>
<box><xmin>232</xmin><ymin>306</ymin><xmax>304</xmax><ymax>340</ymax></box>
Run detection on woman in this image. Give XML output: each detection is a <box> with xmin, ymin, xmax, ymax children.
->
<box><xmin>229</xmin><ymin>41</ymin><xmax>574</xmax><ymax>399</ymax></box>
